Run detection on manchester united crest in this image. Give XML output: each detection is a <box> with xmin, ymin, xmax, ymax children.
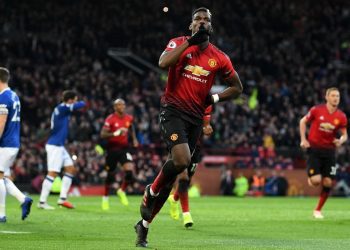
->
<box><xmin>208</xmin><ymin>59</ymin><xmax>217</xmax><ymax>68</ymax></box>
<box><xmin>170</xmin><ymin>133</ymin><xmax>178</xmax><ymax>141</ymax></box>
<box><xmin>334</xmin><ymin>119</ymin><xmax>339</xmax><ymax>125</ymax></box>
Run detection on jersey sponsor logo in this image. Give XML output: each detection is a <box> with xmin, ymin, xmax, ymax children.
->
<box><xmin>334</xmin><ymin>119</ymin><xmax>339</xmax><ymax>125</ymax></box>
<box><xmin>167</xmin><ymin>41</ymin><xmax>177</xmax><ymax>49</ymax></box>
<box><xmin>319</xmin><ymin>122</ymin><xmax>335</xmax><ymax>132</ymax></box>
<box><xmin>184</xmin><ymin>65</ymin><xmax>210</xmax><ymax>77</ymax></box>
<box><xmin>170</xmin><ymin>133</ymin><xmax>178</xmax><ymax>141</ymax></box>
<box><xmin>208</xmin><ymin>58</ymin><xmax>217</xmax><ymax>68</ymax></box>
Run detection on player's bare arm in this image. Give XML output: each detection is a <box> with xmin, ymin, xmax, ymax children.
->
<box><xmin>0</xmin><ymin>114</ymin><xmax>7</xmax><ymax>139</ymax></box>
<box><xmin>158</xmin><ymin>43</ymin><xmax>190</xmax><ymax>69</ymax></box>
<box><xmin>299</xmin><ymin>116</ymin><xmax>310</xmax><ymax>148</ymax></box>
<box><xmin>215</xmin><ymin>71</ymin><xmax>243</xmax><ymax>102</ymax></box>
<box><xmin>333</xmin><ymin>128</ymin><xmax>348</xmax><ymax>147</ymax></box>
<box><xmin>129</xmin><ymin>123</ymin><xmax>139</xmax><ymax>147</ymax></box>
<box><xmin>100</xmin><ymin>127</ymin><xmax>114</xmax><ymax>139</ymax></box>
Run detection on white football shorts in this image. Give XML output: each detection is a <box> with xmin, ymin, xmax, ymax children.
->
<box><xmin>0</xmin><ymin>147</ymin><xmax>19</xmax><ymax>175</ymax></box>
<box><xmin>45</xmin><ymin>144</ymin><xmax>74</xmax><ymax>172</ymax></box>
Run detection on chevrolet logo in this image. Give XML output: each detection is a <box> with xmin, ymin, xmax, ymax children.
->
<box><xmin>184</xmin><ymin>65</ymin><xmax>210</xmax><ymax>76</ymax></box>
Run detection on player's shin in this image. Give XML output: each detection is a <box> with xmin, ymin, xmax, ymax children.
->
<box><xmin>59</xmin><ymin>173</ymin><xmax>74</xmax><ymax>201</ymax></box>
<box><xmin>0</xmin><ymin>179</ymin><xmax>6</xmax><ymax>218</ymax></box>
<box><xmin>39</xmin><ymin>175</ymin><xmax>54</xmax><ymax>203</ymax></box>
<box><xmin>151</xmin><ymin>160</ymin><xmax>182</xmax><ymax>195</ymax></box>
<box><xmin>178</xmin><ymin>179</ymin><xmax>190</xmax><ymax>213</ymax></box>
<box><xmin>4</xmin><ymin>177</ymin><xmax>25</xmax><ymax>203</ymax></box>
<box><xmin>148</xmin><ymin>184</ymin><xmax>174</xmax><ymax>223</ymax></box>
<box><xmin>315</xmin><ymin>186</ymin><xmax>331</xmax><ymax>211</ymax></box>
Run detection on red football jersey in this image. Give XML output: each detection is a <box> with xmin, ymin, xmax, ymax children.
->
<box><xmin>306</xmin><ymin>104</ymin><xmax>347</xmax><ymax>149</ymax></box>
<box><xmin>103</xmin><ymin>113</ymin><xmax>134</xmax><ymax>150</ymax></box>
<box><xmin>161</xmin><ymin>36</ymin><xmax>236</xmax><ymax>119</ymax></box>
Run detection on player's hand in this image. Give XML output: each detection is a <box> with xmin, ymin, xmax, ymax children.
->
<box><xmin>203</xmin><ymin>125</ymin><xmax>213</xmax><ymax>136</ymax></box>
<box><xmin>113</xmin><ymin>128</ymin><xmax>127</xmax><ymax>136</ymax></box>
<box><xmin>187</xmin><ymin>24</ymin><xmax>210</xmax><ymax>46</ymax></box>
<box><xmin>333</xmin><ymin>139</ymin><xmax>343</xmax><ymax>147</ymax></box>
<box><xmin>300</xmin><ymin>139</ymin><xmax>310</xmax><ymax>149</ymax></box>
<box><xmin>133</xmin><ymin>139</ymin><xmax>139</xmax><ymax>148</ymax></box>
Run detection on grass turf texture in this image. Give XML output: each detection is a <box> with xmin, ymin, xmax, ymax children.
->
<box><xmin>0</xmin><ymin>196</ymin><xmax>349</xmax><ymax>250</ymax></box>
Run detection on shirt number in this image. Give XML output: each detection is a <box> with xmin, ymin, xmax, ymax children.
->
<box><xmin>11</xmin><ymin>101</ymin><xmax>21</xmax><ymax>122</ymax></box>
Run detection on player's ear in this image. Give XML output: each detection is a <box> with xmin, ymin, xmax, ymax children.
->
<box><xmin>189</xmin><ymin>23</ymin><xmax>193</xmax><ymax>31</ymax></box>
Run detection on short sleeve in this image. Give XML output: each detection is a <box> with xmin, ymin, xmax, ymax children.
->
<box><xmin>103</xmin><ymin>117</ymin><xmax>112</xmax><ymax>130</ymax></box>
<box><xmin>164</xmin><ymin>37</ymin><xmax>186</xmax><ymax>53</ymax></box>
<box><xmin>220</xmin><ymin>54</ymin><xmax>236</xmax><ymax>80</ymax></box>
<box><xmin>340</xmin><ymin>114</ymin><xmax>348</xmax><ymax>128</ymax></box>
<box><xmin>305</xmin><ymin>106</ymin><xmax>316</xmax><ymax>122</ymax></box>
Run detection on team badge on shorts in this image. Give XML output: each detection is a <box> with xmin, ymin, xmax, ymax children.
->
<box><xmin>170</xmin><ymin>133</ymin><xmax>178</xmax><ymax>141</ymax></box>
<box><xmin>309</xmin><ymin>168</ymin><xmax>314</xmax><ymax>175</ymax></box>
<box><xmin>208</xmin><ymin>59</ymin><xmax>217</xmax><ymax>68</ymax></box>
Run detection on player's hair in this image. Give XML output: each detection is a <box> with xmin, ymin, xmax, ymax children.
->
<box><xmin>113</xmin><ymin>98</ymin><xmax>125</xmax><ymax>105</ymax></box>
<box><xmin>192</xmin><ymin>7</ymin><xmax>212</xmax><ymax>20</ymax></box>
<box><xmin>62</xmin><ymin>90</ymin><xmax>77</xmax><ymax>102</ymax></box>
<box><xmin>326</xmin><ymin>87</ymin><xmax>339</xmax><ymax>95</ymax></box>
<box><xmin>0</xmin><ymin>67</ymin><xmax>10</xmax><ymax>83</ymax></box>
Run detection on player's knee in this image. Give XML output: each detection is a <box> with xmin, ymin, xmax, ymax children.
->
<box><xmin>123</xmin><ymin>162</ymin><xmax>134</xmax><ymax>171</ymax></box>
<box><xmin>64</xmin><ymin>166</ymin><xmax>76</xmax><ymax>175</ymax></box>
<box><xmin>322</xmin><ymin>178</ymin><xmax>332</xmax><ymax>187</ymax></box>
<box><xmin>173</xmin><ymin>157</ymin><xmax>191</xmax><ymax>171</ymax></box>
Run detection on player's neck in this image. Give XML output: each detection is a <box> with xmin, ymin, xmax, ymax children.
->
<box><xmin>198</xmin><ymin>41</ymin><xmax>209</xmax><ymax>50</ymax></box>
<box><xmin>0</xmin><ymin>83</ymin><xmax>9</xmax><ymax>92</ymax></box>
<box><xmin>326</xmin><ymin>103</ymin><xmax>337</xmax><ymax>113</ymax></box>
<box><xmin>115</xmin><ymin>112</ymin><xmax>124</xmax><ymax>117</ymax></box>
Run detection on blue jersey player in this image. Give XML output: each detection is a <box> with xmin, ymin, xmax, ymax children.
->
<box><xmin>0</xmin><ymin>67</ymin><xmax>33</xmax><ymax>223</ymax></box>
<box><xmin>38</xmin><ymin>90</ymin><xmax>85</xmax><ymax>209</ymax></box>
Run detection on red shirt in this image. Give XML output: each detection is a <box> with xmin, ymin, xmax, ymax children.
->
<box><xmin>103</xmin><ymin>113</ymin><xmax>134</xmax><ymax>150</ymax></box>
<box><xmin>306</xmin><ymin>104</ymin><xmax>347</xmax><ymax>149</ymax></box>
<box><xmin>161</xmin><ymin>37</ymin><xmax>236</xmax><ymax>119</ymax></box>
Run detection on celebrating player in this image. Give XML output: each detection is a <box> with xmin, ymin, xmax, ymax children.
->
<box><xmin>168</xmin><ymin>105</ymin><xmax>213</xmax><ymax>227</ymax></box>
<box><xmin>134</xmin><ymin>7</ymin><xmax>243</xmax><ymax>247</ymax></box>
<box><xmin>38</xmin><ymin>90</ymin><xmax>86</xmax><ymax>209</ymax></box>
<box><xmin>299</xmin><ymin>87</ymin><xmax>348</xmax><ymax>219</ymax></box>
<box><xmin>100</xmin><ymin>98</ymin><xmax>138</xmax><ymax>210</ymax></box>
<box><xmin>0</xmin><ymin>67</ymin><xmax>33</xmax><ymax>223</ymax></box>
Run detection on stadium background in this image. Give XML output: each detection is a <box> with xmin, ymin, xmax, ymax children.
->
<box><xmin>1</xmin><ymin>0</ymin><xmax>350</xmax><ymax>196</ymax></box>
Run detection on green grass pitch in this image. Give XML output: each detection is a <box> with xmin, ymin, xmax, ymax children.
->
<box><xmin>1</xmin><ymin>195</ymin><xmax>349</xmax><ymax>249</ymax></box>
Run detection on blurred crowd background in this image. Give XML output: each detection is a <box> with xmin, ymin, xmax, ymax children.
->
<box><xmin>1</xmin><ymin>0</ymin><xmax>350</xmax><ymax>195</ymax></box>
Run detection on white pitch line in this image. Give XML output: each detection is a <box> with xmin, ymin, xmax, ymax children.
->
<box><xmin>0</xmin><ymin>231</ymin><xmax>32</xmax><ymax>234</ymax></box>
